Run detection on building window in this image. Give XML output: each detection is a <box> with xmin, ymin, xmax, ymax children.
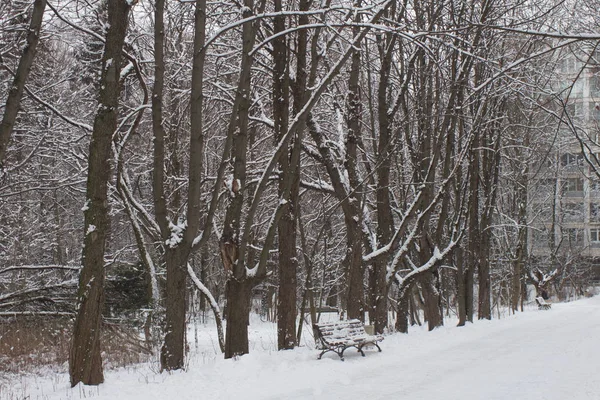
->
<box><xmin>560</xmin><ymin>57</ymin><xmax>579</xmax><ymax>73</ymax></box>
<box><xmin>565</xmin><ymin>177</ymin><xmax>584</xmax><ymax>192</ymax></box>
<box><xmin>590</xmin><ymin>76</ymin><xmax>600</xmax><ymax>98</ymax></box>
<box><xmin>591</xmin><ymin>203</ymin><xmax>600</xmax><ymax>222</ymax></box>
<box><xmin>565</xmin><ymin>228</ymin><xmax>584</xmax><ymax>247</ymax></box>
<box><xmin>561</xmin><ymin>153</ymin><xmax>584</xmax><ymax>167</ymax></box>
<box><xmin>590</xmin><ymin>228</ymin><xmax>600</xmax><ymax>242</ymax></box>
<box><xmin>589</xmin><ymin>102</ymin><xmax>600</xmax><ymax>121</ymax></box>
<box><xmin>531</xmin><ymin>228</ymin><xmax>549</xmax><ymax>248</ymax></box>
<box><xmin>563</xmin><ymin>202</ymin><xmax>584</xmax><ymax>222</ymax></box>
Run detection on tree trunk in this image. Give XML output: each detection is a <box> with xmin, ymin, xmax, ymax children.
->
<box><xmin>372</xmin><ymin>28</ymin><xmax>396</xmax><ymax>331</ymax></box>
<box><xmin>512</xmin><ymin>135</ymin><xmax>529</xmax><ymax>312</ymax></box>
<box><xmin>224</xmin><ymin>279</ymin><xmax>252</xmax><ymax>358</ymax></box>
<box><xmin>395</xmin><ymin>289</ymin><xmax>409</xmax><ymax>333</ymax></box>
<box><xmin>221</xmin><ymin>0</ymin><xmax>255</xmax><ymax>359</ymax></box>
<box><xmin>464</xmin><ymin>131</ymin><xmax>480</xmax><ymax>324</ymax></box>
<box><xmin>478</xmin><ymin>127</ymin><xmax>501</xmax><ymax>320</ymax></box>
<box><xmin>273</xmin><ymin>0</ymin><xmax>297</xmax><ymax>351</ymax></box>
<box><xmin>0</xmin><ymin>0</ymin><xmax>46</xmax><ymax>168</ymax></box>
<box><xmin>160</xmin><ymin>250</ymin><xmax>188</xmax><ymax>370</ymax></box>
<box><xmin>69</xmin><ymin>0</ymin><xmax>131</xmax><ymax>387</ymax></box>
<box><xmin>158</xmin><ymin>0</ymin><xmax>207</xmax><ymax>371</ymax></box>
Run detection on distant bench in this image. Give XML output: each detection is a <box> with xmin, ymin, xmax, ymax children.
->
<box><xmin>313</xmin><ymin>319</ymin><xmax>383</xmax><ymax>361</ymax></box>
<box><xmin>536</xmin><ymin>297</ymin><xmax>552</xmax><ymax>310</ymax></box>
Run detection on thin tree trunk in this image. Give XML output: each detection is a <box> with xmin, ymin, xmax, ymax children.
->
<box><xmin>160</xmin><ymin>0</ymin><xmax>207</xmax><ymax>371</ymax></box>
<box><xmin>512</xmin><ymin>134</ymin><xmax>528</xmax><ymax>312</ymax></box>
<box><xmin>478</xmin><ymin>126</ymin><xmax>501</xmax><ymax>320</ymax></box>
<box><xmin>372</xmin><ymin>25</ymin><xmax>396</xmax><ymax>330</ymax></box>
<box><xmin>222</xmin><ymin>0</ymin><xmax>256</xmax><ymax>359</ymax></box>
<box><xmin>464</xmin><ymin>130</ymin><xmax>480</xmax><ymax>324</ymax></box>
<box><xmin>273</xmin><ymin>0</ymin><xmax>297</xmax><ymax>350</ymax></box>
<box><xmin>345</xmin><ymin>0</ymin><xmax>366</xmax><ymax>324</ymax></box>
<box><xmin>69</xmin><ymin>0</ymin><xmax>131</xmax><ymax>386</ymax></box>
<box><xmin>0</xmin><ymin>0</ymin><xmax>46</xmax><ymax>168</ymax></box>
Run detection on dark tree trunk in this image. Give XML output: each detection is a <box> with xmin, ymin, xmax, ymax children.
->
<box><xmin>478</xmin><ymin>127</ymin><xmax>501</xmax><ymax>320</ymax></box>
<box><xmin>273</xmin><ymin>0</ymin><xmax>297</xmax><ymax>351</ymax></box>
<box><xmin>160</xmin><ymin>250</ymin><xmax>188</xmax><ymax>370</ymax></box>
<box><xmin>159</xmin><ymin>0</ymin><xmax>207</xmax><ymax>371</ymax></box>
<box><xmin>372</xmin><ymin>28</ymin><xmax>396</xmax><ymax>331</ymax></box>
<box><xmin>221</xmin><ymin>0</ymin><xmax>256</xmax><ymax>359</ymax></box>
<box><xmin>345</xmin><ymin>7</ymin><xmax>366</xmax><ymax>322</ymax></box>
<box><xmin>512</xmin><ymin>167</ymin><xmax>528</xmax><ymax>312</ymax></box>
<box><xmin>463</xmin><ymin>131</ymin><xmax>480</xmax><ymax>324</ymax></box>
<box><xmin>394</xmin><ymin>290</ymin><xmax>409</xmax><ymax>333</ymax></box>
<box><xmin>478</xmin><ymin>252</ymin><xmax>492</xmax><ymax>320</ymax></box>
<box><xmin>224</xmin><ymin>279</ymin><xmax>252</xmax><ymax>358</ymax></box>
<box><xmin>456</xmin><ymin>246</ymin><xmax>467</xmax><ymax>326</ymax></box>
<box><xmin>69</xmin><ymin>0</ymin><xmax>131</xmax><ymax>387</ymax></box>
<box><xmin>0</xmin><ymin>0</ymin><xmax>46</xmax><ymax>167</ymax></box>
<box><xmin>421</xmin><ymin>270</ymin><xmax>443</xmax><ymax>330</ymax></box>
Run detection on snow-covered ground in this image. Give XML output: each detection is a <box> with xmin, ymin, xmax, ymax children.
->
<box><xmin>3</xmin><ymin>296</ymin><xmax>600</xmax><ymax>400</ymax></box>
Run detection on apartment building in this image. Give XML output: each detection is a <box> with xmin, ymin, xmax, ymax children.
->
<box><xmin>529</xmin><ymin>50</ymin><xmax>600</xmax><ymax>263</ymax></box>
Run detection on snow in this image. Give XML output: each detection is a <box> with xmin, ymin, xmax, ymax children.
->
<box><xmin>4</xmin><ymin>296</ymin><xmax>600</xmax><ymax>399</ymax></box>
<box><xmin>165</xmin><ymin>219</ymin><xmax>186</xmax><ymax>248</ymax></box>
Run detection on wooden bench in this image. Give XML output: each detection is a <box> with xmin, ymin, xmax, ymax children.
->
<box><xmin>313</xmin><ymin>319</ymin><xmax>383</xmax><ymax>361</ymax></box>
<box><xmin>536</xmin><ymin>297</ymin><xmax>552</xmax><ymax>310</ymax></box>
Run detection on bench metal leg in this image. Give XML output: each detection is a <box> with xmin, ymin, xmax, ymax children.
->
<box><xmin>318</xmin><ymin>347</ymin><xmax>346</xmax><ymax>361</ymax></box>
<box><xmin>339</xmin><ymin>347</ymin><xmax>347</xmax><ymax>361</ymax></box>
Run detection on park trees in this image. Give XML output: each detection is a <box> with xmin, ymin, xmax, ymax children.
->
<box><xmin>5</xmin><ymin>0</ymin><xmax>600</xmax><ymax>387</ymax></box>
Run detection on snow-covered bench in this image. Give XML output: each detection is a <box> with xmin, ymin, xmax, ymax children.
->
<box><xmin>313</xmin><ymin>319</ymin><xmax>383</xmax><ymax>361</ymax></box>
<box><xmin>535</xmin><ymin>297</ymin><xmax>552</xmax><ymax>310</ymax></box>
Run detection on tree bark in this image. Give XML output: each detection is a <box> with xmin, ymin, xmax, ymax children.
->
<box><xmin>69</xmin><ymin>0</ymin><xmax>131</xmax><ymax>387</ymax></box>
<box><xmin>345</xmin><ymin>0</ymin><xmax>367</xmax><ymax>325</ymax></box>
<box><xmin>464</xmin><ymin>131</ymin><xmax>480</xmax><ymax>324</ymax></box>
<box><xmin>221</xmin><ymin>0</ymin><xmax>256</xmax><ymax>359</ymax></box>
<box><xmin>0</xmin><ymin>0</ymin><xmax>46</xmax><ymax>168</ymax></box>
<box><xmin>159</xmin><ymin>0</ymin><xmax>207</xmax><ymax>371</ymax></box>
<box><xmin>224</xmin><ymin>279</ymin><xmax>252</xmax><ymax>358</ymax></box>
<box><xmin>273</xmin><ymin>0</ymin><xmax>297</xmax><ymax>351</ymax></box>
<box><xmin>372</xmin><ymin>25</ymin><xmax>397</xmax><ymax>331</ymax></box>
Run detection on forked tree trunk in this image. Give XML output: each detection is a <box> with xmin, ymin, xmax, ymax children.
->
<box><xmin>158</xmin><ymin>0</ymin><xmax>207</xmax><ymax>371</ymax></box>
<box><xmin>69</xmin><ymin>0</ymin><xmax>131</xmax><ymax>387</ymax></box>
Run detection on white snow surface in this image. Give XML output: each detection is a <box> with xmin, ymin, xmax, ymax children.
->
<box><xmin>4</xmin><ymin>296</ymin><xmax>600</xmax><ymax>399</ymax></box>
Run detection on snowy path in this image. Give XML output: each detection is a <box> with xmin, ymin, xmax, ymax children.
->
<box><xmin>5</xmin><ymin>296</ymin><xmax>600</xmax><ymax>399</ymax></box>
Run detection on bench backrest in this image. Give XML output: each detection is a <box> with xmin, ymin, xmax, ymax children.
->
<box><xmin>314</xmin><ymin>319</ymin><xmax>367</xmax><ymax>343</ymax></box>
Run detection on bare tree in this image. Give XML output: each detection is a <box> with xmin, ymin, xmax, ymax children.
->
<box><xmin>69</xmin><ymin>0</ymin><xmax>132</xmax><ymax>387</ymax></box>
<box><xmin>0</xmin><ymin>0</ymin><xmax>46</xmax><ymax>169</ymax></box>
